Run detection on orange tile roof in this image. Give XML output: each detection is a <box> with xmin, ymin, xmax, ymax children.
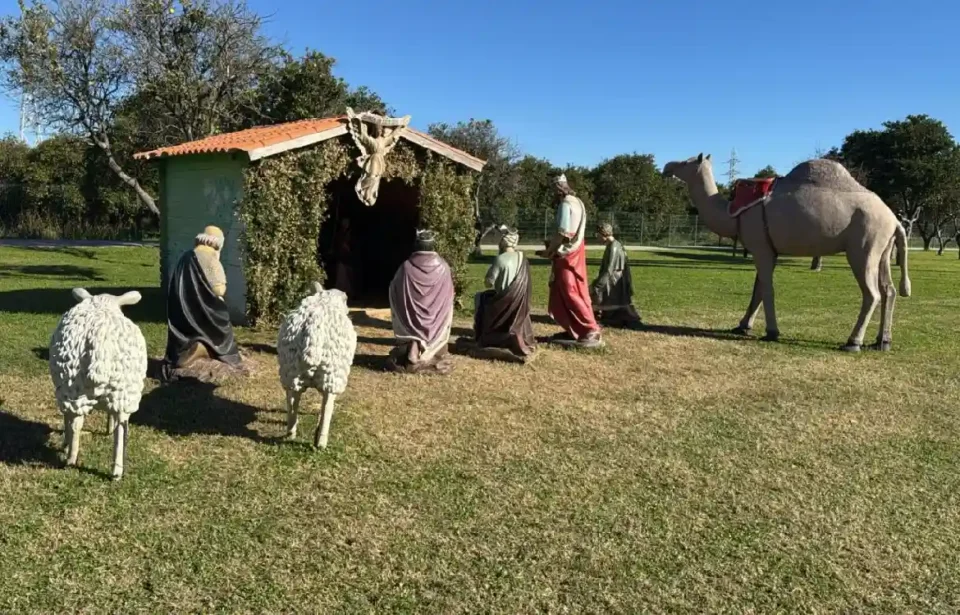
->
<box><xmin>133</xmin><ymin>116</ymin><xmax>487</xmax><ymax>171</ymax></box>
<box><xmin>134</xmin><ymin>117</ymin><xmax>346</xmax><ymax>160</ymax></box>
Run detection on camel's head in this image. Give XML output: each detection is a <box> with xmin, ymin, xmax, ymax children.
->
<box><xmin>662</xmin><ymin>153</ymin><xmax>712</xmax><ymax>184</ymax></box>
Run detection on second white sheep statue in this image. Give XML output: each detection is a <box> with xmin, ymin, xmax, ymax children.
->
<box><xmin>49</xmin><ymin>288</ymin><xmax>148</xmax><ymax>480</ymax></box>
<box><xmin>277</xmin><ymin>284</ymin><xmax>357</xmax><ymax>448</ymax></box>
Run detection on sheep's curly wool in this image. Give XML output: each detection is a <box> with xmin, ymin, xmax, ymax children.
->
<box><xmin>49</xmin><ymin>291</ymin><xmax>148</xmax><ymax>420</ymax></box>
<box><xmin>278</xmin><ymin>287</ymin><xmax>357</xmax><ymax>396</ymax></box>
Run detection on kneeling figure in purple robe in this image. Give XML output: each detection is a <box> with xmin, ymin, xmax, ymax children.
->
<box><xmin>387</xmin><ymin>229</ymin><xmax>455</xmax><ymax>373</ymax></box>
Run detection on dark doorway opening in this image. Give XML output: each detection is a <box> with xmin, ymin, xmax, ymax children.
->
<box><xmin>320</xmin><ymin>177</ymin><xmax>419</xmax><ymax>307</ymax></box>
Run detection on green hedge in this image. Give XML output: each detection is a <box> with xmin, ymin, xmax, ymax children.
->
<box><xmin>239</xmin><ymin>139</ymin><xmax>476</xmax><ymax>325</ymax></box>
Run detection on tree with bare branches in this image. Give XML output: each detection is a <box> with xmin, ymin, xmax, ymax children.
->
<box><xmin>0</xmin><ymin>0</ymin><xmax>158</xmax><ymax>212</ymax></box>
<box><xmin>0</xmin><ymin>0</ymin><xmax>282</xmax><ymax>215</ymax></box>
<box><xmin>115</xmin><ymin>0</ymin><xmax>281</xmax><ymax>145</ymax></box>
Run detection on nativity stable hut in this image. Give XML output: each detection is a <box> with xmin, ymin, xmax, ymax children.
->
<box><xmin>135</xmin><ymin>110</ymin><xmax>486</xmax><ymax>325</ymax></box>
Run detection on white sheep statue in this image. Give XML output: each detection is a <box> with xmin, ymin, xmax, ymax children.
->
<box><xmin>49</xmin><ymin>288</ymin><xmax>148</xmax><ymax>480</ymax></box>
<box><xmin>277</xmin><ymin>283</ymin><xmax>357</xmax><ymax>449</ymax></box>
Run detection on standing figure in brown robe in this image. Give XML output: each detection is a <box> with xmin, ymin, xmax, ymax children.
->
<box><xmin>472</xmin><ymin>226</ymin><xmax>536</xmax><ymax>360</ymax></box>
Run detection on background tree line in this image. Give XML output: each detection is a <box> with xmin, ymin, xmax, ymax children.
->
<box><xmin>0</xmin><ymin>0</ymin><xmax>957</xmax><ymax>255</ymax></box>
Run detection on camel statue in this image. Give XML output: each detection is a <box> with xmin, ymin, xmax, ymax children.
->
<box><xmin>662</xmin><ymin>154</ymin><xmax>911</xmax><ymax>351</ymax></box>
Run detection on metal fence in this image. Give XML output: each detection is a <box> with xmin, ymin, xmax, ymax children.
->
<box><xmin>480</xmin><ymin>211</ymin><xmax>958</xmax><ymax>251</ymax></box>
<box><xmin>480</xmin><ymin>212</ymin><xmax>735</xmax><ymax>249</ymax></box>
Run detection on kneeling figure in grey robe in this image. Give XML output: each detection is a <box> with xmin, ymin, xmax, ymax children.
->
<box><xmin>590</xmin><ymin>223</ymin><xmax>643</xmax><ymax>329</ymax></box>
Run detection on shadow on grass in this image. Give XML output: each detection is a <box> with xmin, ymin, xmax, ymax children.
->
<box><xmin>647</xmin><ymin>250</ymin><xmax>749</xmax><ymax>265</ymax></box>
<box><xmin>348</xmin><ymin>311</ymin><xmax>392</xmax><ymax>330</ymax></box>
<box><xmin>352</xmin><ymin>353</ymin><xmax>391</xmax><ymax>372</ymax></box>
<box><xmin>356</xmin><ymin>336</ymin><xmax>394</xmax><ymax>347</ymax></box>
<box><xmin>0</xmin><ymin>264</ymin><xmax>105</xmax><ymax>280</ymax></box>
<box><xmin>243</xmin><ymin>342</ymin><xmax>277</xmax><ymax>355</ymax></box>
<box><xmin>0</xmin><ymin>406</ymin><xmax>60</xmax><ymax>468</ymax></box>
<box><xmin>133</xmin><ymin>379</ymin><xmax>269</xmax><ymax>443</ymax></box>
<box><xmin>641</xmin><ymin>323</ymin><xmax>750</xmax><ymax>343</ymax></box>
<box><xmin>531</xmin><ymin>313</ymin><xmax>555</xmax><ymax>326</ymax></box>
<box><xmin>630</xmin><ymin>262</ymin><xmax>751</xmax><ymax>272</ymax></box>
<box><xmin>641</xmin><ymin>323</ymin><xmax>839</xmax><ymax>350</ymax></box>
<box><xmin>0</xmin><ymin>286</ymin><xmax>165</xmax><ymax>322</ymax></box>
<box><xmin>18</xmin><ymin>246</ymin><xmax>99</xmax><ymax>260</ymax></box>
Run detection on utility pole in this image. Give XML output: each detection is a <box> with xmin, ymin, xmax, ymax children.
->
<box><xmin>19</xmin><ymin>93</ymin><xmax>26</xmax><ymax>142</ymax></box>
<box><xmin>724</xmin><ymin>147</ymin><xmax>740</xmax><ymax>186</ymax></box>
<box><xmin>726</xmin><ymin>147</ymin><xmax>742</xmax><ymax>257</ymax></box>
<box><xmin>19</xmin><ymin>90</ymin><xmax>39</xmax><ymax>145</ymax></box>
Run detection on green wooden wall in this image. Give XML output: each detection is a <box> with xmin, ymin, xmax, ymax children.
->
<box><xmin>159</xmin><ymin>154</ymin><xmax>249</xmax><ymax>325</ymax></box>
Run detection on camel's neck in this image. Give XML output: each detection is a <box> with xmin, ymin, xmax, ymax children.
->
<box><xmin>687</xmin><ymin>168</ymin><xmax>737</xmax><ymax>238</ymax></box>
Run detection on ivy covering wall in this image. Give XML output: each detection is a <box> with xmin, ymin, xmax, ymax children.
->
<box><xmin>239</xmin><ymin>138</ymin><xmax>476</xmax><ymax>325</ymax></box>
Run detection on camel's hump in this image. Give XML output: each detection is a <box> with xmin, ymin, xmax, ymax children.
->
<box><xmin>777</xmin><ymin>159</ymin><xmax>869</xmax><ymax>193</ymax></box>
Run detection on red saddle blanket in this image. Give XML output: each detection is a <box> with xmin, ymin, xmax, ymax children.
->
<box><xmin>729</xmin><ymin>177</ymin><xmax>776</xmax><ymax>217</ymax></box>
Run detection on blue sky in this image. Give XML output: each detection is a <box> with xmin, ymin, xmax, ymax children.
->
<box><xmin>0</xmin><ymin>0</ymin><xmax>956</xmax><ymax>179</ymax></box>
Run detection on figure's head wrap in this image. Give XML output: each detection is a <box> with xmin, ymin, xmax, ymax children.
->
<box><xmin>597</xmin><ymin>222</ymin><xmax>614</xmax><ymax>238</ymax></box>
<box><xmin>498</xmin><ymin>225</ymin><xmax>520</xmax><ymax>249</ymax></box>
<box><xmin>414</xmin><ymin>228</ymin><xmax>437</xmax><ymax>251</ymax></box>
<box><xmin>195</xmin><ymin>225</ymin><xmax>224</xmax><ymax>251</ymax></box>
<box><xmin>554</xmin><ymin>173</ymin><xmax>575</xmax><ymax>197</ymax></box>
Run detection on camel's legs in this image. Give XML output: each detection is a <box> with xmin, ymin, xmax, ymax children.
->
<box><xmin>874</xmin><ymin>239</ymin><xmax>897</xmax><ymax>350</ymax></box>
<box><xmin>285</xmin><ymin>391</ymin><xmax>302</xmax><ymax>440</ymax></box>
<box><xmin>754</xmin><ymin>254</ymin><xmax>780</xmax><ymax>340</ymax></box>
<box><xmin>64</xmin><ymin>414</ymin><xmax>84</xmax><ymax>467</ymax></box>
<box><xmin>735</xmin><ymin>274</ymin><xmax>763</xmax><ymax>333</ymax></box>
<box><xmin>844</xmin><ymin>247</ymin><xmax>882</xmax><ymax>350</ymax></box>
<box><xmin>314</xmin><ymin>393</ymin><xmax>337</xmax><ymax>449</ymax></box>
<box><xmin>111</xmin><ymin>417</ymin><xmax>128</xmax><ymax>480</ymax></box>
<box><xmin>107</xmin><ymin>414</ymin><xmax>117</xmax><ymax>435</ymax></box>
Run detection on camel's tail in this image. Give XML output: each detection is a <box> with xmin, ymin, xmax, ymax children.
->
<box><xmin>895</xmin><ymin>224</ymin><xmax>911</xmax><ymax>297</ymax></box>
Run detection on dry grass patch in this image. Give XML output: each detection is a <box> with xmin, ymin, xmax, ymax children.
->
<box><xmin>2</xmin><ymin>246</ymin><xmax>960</xmax><ymax>612</ymax></box>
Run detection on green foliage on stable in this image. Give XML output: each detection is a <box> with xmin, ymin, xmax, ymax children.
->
<box><xmin>239</xmin><ymin>140</ymin><xmax>351</xmax><ymax>326</ymax></box>
<box><xmin>240</xmin><ymin>139</ymin><xmax>476</xmax><ymax>324</ymax></box>
<box><xmin>417</xmin><ymin>154</ymin><xmax>478</xmax><ymax>300</ymax></box>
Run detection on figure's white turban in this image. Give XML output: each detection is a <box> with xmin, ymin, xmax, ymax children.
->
<box><xmin>499</xmin><ymin>225</ymin><xmax>520</xmax><ymax>248</ymax></box>
<box><xmin>195</xmin><ymin>225</ymin><xmax>224</xmax><ymax>250</ymax></box>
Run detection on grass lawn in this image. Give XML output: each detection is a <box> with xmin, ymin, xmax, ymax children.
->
<box><xmin>1</xmin><ymin>245</ymin><xmax>959</xmax><ymax>613</ymax></box>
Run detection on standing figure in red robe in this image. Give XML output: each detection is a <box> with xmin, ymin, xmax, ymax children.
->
<box><xmin>537</xmin><ymin>174</ymin><xmax>603</xmax><ymax>348</ymax></box>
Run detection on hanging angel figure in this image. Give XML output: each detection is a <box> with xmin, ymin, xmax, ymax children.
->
<box><xmin>346</xmin><ymin>107</ymin><xmax>412</xmax><ymax>206</ymax></box>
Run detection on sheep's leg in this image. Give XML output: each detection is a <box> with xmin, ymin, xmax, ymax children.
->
<box><xmin>62</xmin><ymin>414</ymin><xmax>71</xmax><ymax>451</ymax></box>
<box><xmin>107</xmin><ymin>414</ymin><xmax>117</xmax><ymax>435</ymax></box>
<box><xmin>111</xmin><ymin>417</ymin><xmax>129</xmax><ymax>480</ymax></box>
<box><xmin>285</xmin><ymin>391</ymin><xmax>302</xmax><ymax>440</ymax></box>
<box><xmin>314</xmin><ymin>393</ymin><xmax>337</xmax><ymax>450</ymax></box>
<box><xmin>65</xmin><ymin>414</ymin><xmax>84</xmax><ymax>467</ymax></box>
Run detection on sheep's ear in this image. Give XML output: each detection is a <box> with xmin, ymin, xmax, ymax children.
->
<box><xmin>115</xmin><ymin>291</ymin><xmax>142</xmax><ymax>306</ymax></box>
<box><xmin>72</xmin><ymin>288</ymin><xmax>92</xmax><ymax>303</ymax></box>
<box><xmin>313</xmin><ymin>281</ymin><xmax>323</xmax><ymax>294</ymax></box>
